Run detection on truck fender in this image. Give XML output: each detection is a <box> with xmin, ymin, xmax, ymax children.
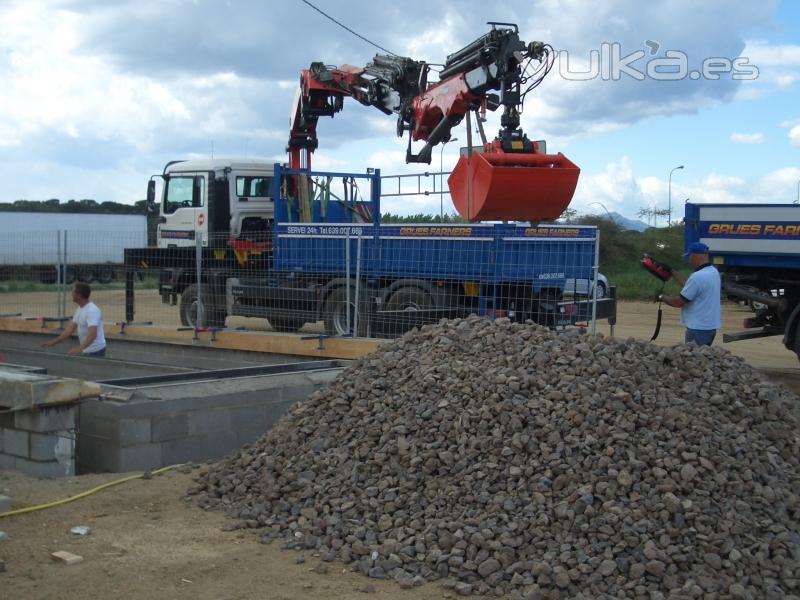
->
<box><xmin>781</xmin><ymin>302</ymin><xmax>800</xmax><ymax>351</ymax></box>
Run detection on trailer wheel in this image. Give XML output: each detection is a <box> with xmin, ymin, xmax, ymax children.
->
<box><xmin>384</xmin><ymin>286</ymin><xmax>433</xmax><ymax>335</ymax></box>
<box><xmin>97</xmin><ymin>265</ymin><xmax>115</xmax><ymax>284</ymax></box>
<box><xmin>179</xmin><ymin>284</ymin><xmax>226</xmax><ymax>328</ymax></box>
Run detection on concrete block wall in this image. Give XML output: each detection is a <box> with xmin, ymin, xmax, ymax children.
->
<box><xmin>76</xmin><ymin>369</ymin><xmax>339</xmax><ymax>474</ymax></box>
<box><xmin>0</xmin><ymin>406</ymin><xmax>76</xmax><ymax>478</ymax></box>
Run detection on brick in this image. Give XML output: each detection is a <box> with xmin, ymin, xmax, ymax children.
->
<box><xmin>0</xmin><ymin>454</ymin><xmax>15</xmax><ymax>470</ymax></box>
<box><xmin>14</xmin><ymin>407</ymin><xmax>76</xmax><ymax>432</ymax></box>
<box><xmin>188</xmin><ymin>410</ymin><xmax>231</xmax><ymax>436</ymax></box>
<box><xmin>2</xmin><ymin>429</ymin><xmax>29</xmax><ymax>458</ymax></box>
<box><xmin>14</xmin><ymin>457</ymin><xmax>73</xmax><ymax>478</ymax></box>
<box><xmin>51</xmin><ymin>550</ymin><xmax>83</xmax><ymax>565</ymax></box>
<box><xmin>29</xmin><ymin>432</ymin><xmax>74</xmax><ymax>462</ymax></box>
<box><xmin>118</xmin><ymin>418</ymin><xmax>151</xmax><ymax>447</ymax></box>
<box><xmin>0</xmin><ymin>495</ymin><xmax>11</xmax><ymax>512</ymax></box>
<box><xmin>117</xmin><ymin>445</ymin><xmax>162</xmax><ymax>472</ymax></box>
<box><xmin>151</xmin><ymin>414</ymin><xmax>188</xmax><ymax>443</ymax></box>
<box><xmin>161</xmin><ymin>432</ymin><xmax>238</xmax><ymax>465</ymax></box>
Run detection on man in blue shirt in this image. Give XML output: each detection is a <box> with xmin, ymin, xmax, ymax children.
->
<box><xmin>661</xmin><ymin>242</ymin><xmax>721</xmax><ymax>346</ymax></box>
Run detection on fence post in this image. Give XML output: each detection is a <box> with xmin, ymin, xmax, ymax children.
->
<box><xmin>345</xmin><ymin>230</ymin><xmax>351</xmax><ymax>335</ymax></box>
<box><xmin>195</xmin><ymin>232</ymin><xmax>204</xmax><ymax>329</ymax></box>
<box><xmin>56</xmin><ymin>230</ymin><xmax>63</xmax><ymax>322</ymax></box>
<box><xmin>591</xmin><ymin>229</ymin><xmax>599</xmax><ymax>334</ymax></box>
<box><xmin>354</xmin><ymin>235</ymin><xmax>362</xmax><ymax>337</ymax></box>
<box><xmin>61</xmin><ymin>230</ymin><xmax>68</xmax><ymax>320</ymax></box>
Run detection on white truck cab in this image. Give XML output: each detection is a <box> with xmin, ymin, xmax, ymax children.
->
<box><xmin>149</xmin><ymin>158</ymin><xmax>275</xmax><ymax>248</ymax></box>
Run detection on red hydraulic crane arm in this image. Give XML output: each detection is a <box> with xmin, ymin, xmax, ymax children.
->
<box><xmin>286</xmin><ymin>23</ymin><xmax>581</xmax><ymax>223</ymax></box>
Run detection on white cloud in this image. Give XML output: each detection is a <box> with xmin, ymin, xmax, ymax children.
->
<box><xmin>730</xmin><ymin>132</ymin><xmax>764</xmax><ymax>144</ymax></box>
<box><xmin>790</xmin><ymin>124</ymin><xmax>800</xmax><ymax>147</ymax></box>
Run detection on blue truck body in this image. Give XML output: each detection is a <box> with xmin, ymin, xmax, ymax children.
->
<box><xmin>684</xmin><ymin>202</ymin><xmax>800</xmax><ymax>355</ymax></box>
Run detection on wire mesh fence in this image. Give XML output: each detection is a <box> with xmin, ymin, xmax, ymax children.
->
<box><xmin>0</xmin><ymin>230</ymin><xmax>147</xmax><ymax>327</ymax></box>
<box><xmin>122</xmin><ymin>224</ymin><xmax>610</xmax><ymax>339</ymax></box>
<box><xmin>1</xmin><ymin>224</ymin><xmax>612</xmax><ymax>339</ymax></box>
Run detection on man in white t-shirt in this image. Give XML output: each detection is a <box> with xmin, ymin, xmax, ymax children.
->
<box><xmin>42</xmin><ymin>282</ymin><xmax>107</xmax><ymax>357</ymax></box>
<box><xmin>660</xmin><ymin>242</ymin><xmax>721</xmax><ymax>346</ymax></box>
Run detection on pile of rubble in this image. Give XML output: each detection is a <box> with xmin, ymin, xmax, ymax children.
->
<box><xmin>190</xmin><ymin>317</ymin><xmax>799</xmax><ymax>599</ymax></box>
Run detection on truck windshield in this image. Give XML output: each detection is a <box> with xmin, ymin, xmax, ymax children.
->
<box><xmin>164</xmin><ymin>176</ymin><xmax>204</xmax><ymax>214</ymax></box>
<box><xmin>237</xmin><ymin>176</ymin><xmax>272</xmax><ymax>199</ymax></box>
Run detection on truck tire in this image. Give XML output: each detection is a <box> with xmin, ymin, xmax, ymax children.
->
<box><xmin>179</xmin><ymin>284</ymin><xmax>227</xmax><ymax>328</ymax></box>
<box><xmin>79</xmin><ymin>267</ymin><xmax>96</xmax><ymax>283</ymax></box>
<box><xmin>323</xmin><ymin>287</ymin><xmax>368</xmax><ymax>337</ymax></box>
<box><xmin>384</xmin><ymin>286</ymin><xmax>433</xmax><ymax>335</ymax></box>
<box><xmin>97</xmin><ymin>265</ymin><xmax>115</xmax><ymax>284</ymax></box>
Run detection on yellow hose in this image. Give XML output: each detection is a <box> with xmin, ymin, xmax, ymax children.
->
<box><xmin>0</xmin><ymin>464</ymin><xmax>182</xmax><ymax>519</ymax></box>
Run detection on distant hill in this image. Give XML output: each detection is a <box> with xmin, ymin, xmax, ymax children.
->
<box><xmin>608</xmin><ymin>211</ymin><xmax>649</xmax><ymax>232</ymax></box>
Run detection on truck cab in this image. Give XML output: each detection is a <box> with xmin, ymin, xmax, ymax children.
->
<box><xmin>151</xmin><ymin>158</ymin><xmax>275</xmax><ymax>247</ymax></box>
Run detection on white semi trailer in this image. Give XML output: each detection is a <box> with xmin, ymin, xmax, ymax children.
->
<box><xmin>0</xmin><ymin>212</ymin><xmax>148</xmax><ymax>283</ymax></box>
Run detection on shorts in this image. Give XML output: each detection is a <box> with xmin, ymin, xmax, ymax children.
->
<box><xmin>684</xmin><ymin>329</ymin><xmax>716</xmax><ymax>346</ymax></box>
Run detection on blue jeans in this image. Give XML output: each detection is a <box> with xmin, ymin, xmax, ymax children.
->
<box><xmin>685</xmin><ymin>329</ymin><xmax>716</xmax><ymax>346</ymax></box>
<box><xmin>83</xmin><ymin>347</ymin><xmax>106</xmax><ymax>357</ymax></box>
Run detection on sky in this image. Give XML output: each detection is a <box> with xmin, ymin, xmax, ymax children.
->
<box><xmin>0</xmin><ymin>0</ymin><xmax>798</xmax><ymax>222</ymax></box>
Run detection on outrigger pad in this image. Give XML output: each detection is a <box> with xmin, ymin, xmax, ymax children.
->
<box><xmin>449</xmin><ymin>151</ymin><xmax>580</xmax><ymax>222</ymax></box>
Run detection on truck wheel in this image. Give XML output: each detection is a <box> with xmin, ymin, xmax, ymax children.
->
<box><xmin>78</xmin><ymin>268</ymin><xmax>96</xmax><ymax>283</ymax></box>
<box><xmin>97</xmin><ymin>266</ymin><xmax>115</xmax><ymax>284</ymax></box>
<box><xmin>324</xmin><ymin>287</ymin><xmax>368</xmax><ymax>337</ymax></box>
<box><xmin>63</xmin><ymin>266</ymin><xmax>77</xmax><ymax>285</ymax></box>
<box><xmin>384</xmin><ymin>287</ymin><xmax>433</xmax><ymax>335</ymax></box>
<box><xmin>533</xmin><ymin>289</ymin><xmax>561</xmax><ymax>327</ymax></box>
<box><xmin>179</xmin><ymin>284</ymin><xmax>226</xmax><ymax>328</ymax></box>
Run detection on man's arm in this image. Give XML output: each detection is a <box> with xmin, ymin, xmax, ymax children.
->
<box><xmin>68</xmin><ymin>325</ymin><xmax>97</xmax><ymax>355</ymax></box>
<box><xmin>662</xmin><ymin>294</ymin><xmax>688</xmax><ymax>308</ymax></box>
<box><xmin>41</xmin><ymin>322</ymin><xmax>77</xmax><ymax>348</ymax></box>
<box><xmin>670</xmin><ymin>269</ymin><xmax>687</xmax><ymax>286</ymax></box>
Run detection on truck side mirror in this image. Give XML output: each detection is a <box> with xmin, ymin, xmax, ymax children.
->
<box><xmin>146</xmin><ymin>180</ymin><xmax>157</xmax><ymax>214</ymax></box>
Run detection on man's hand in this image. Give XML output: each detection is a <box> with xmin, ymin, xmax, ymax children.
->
<box><xmin>68</xmin><ymin>346</ymin><xmax>83</xmax><ymax>356</ymax></box>
<box><xmin>654</xmin><ymin>292</ymin><xmax>664</xmax><ymax>303</ymax></box>
<box><xmin>41</xmin><ymin>340</ymin><xmax>54</xmax><ymax>348</ymax></box>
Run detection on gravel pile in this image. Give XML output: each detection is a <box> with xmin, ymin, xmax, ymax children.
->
<box><xmin>190</xmin><ymin>317</ymin><xmax>800</xmax><ymax>599</ymax></box>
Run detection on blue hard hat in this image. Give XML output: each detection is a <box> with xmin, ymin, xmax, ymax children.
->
<box><xmin>683</xmin><ymin>241</ymin><xmax>709</xmax><ymax>259</ymax></box>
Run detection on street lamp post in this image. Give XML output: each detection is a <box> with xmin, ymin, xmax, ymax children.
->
<box><xmin>440</xmin><ymin>138</ymin><xmax>458</xmax><ymax>220</ymax></box>
<box><xmin>668</xmin><ymin>165</ymin><xmax>684</xmax><ymax>226</ymax></box>
<box><xmin>796</xmin><ymin>179</ymin><xmax>800</xmax><ymax>204</ymax></box>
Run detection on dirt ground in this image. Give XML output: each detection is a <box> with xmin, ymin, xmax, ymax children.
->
<box><xmin>1</xmin><ymin>300</ymin><xmax>799</xmax><ymax>599</ymax></box>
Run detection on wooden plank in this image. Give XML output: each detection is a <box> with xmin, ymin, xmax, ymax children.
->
<box><xmin>0</xmin><ymin>318</ymin><xmax>383</xmax><ymax>360</ymax></box>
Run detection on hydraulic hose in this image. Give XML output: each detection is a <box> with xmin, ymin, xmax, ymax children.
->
<box><xmin>0</xmin><ymin>464</ymin><xmax>182</xmax><ymax>519</ymax></box>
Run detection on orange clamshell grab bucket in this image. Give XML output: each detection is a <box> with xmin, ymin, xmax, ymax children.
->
<box><xmin>448</xmin><ymin>151</ymin><xmax>580</xmax><ymax>222</ymax></box>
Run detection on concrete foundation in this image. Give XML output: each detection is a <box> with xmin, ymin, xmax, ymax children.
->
<box><xmin>0</xmin><ymin>332</ymin><xmax>346</xmax><ymax>477</ymax></box>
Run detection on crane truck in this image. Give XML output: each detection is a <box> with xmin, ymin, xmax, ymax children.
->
<box><xmin>125</xmin><ymin>24</ymin><xmax>614</xmax><ymax>335</ymax></box>
<box><xmin>684</xmin><ymin>202</ymin><xmax>800</xmax><ymax>359</ymax></box>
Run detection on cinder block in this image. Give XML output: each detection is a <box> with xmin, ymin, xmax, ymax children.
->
<box><xmin>188</xmin><ymin>410</ymin><xmax>231</xmax><ymax>436</ymax></box>
<box><xmin>29</xmin><ymin>431</ymin><xmax>74</xmax><ymax>463</ymax></box>
<box><xmin>0</xmin><ymin>494</ymin><xmax>12</xmax><ymax>511</ymax></box>
<box><xmin>229</xmin><ymin>405</ymin><xmax>266</xmax><ymax>431</ymax></box>
<box><xmin>118</xmin><ymin>418</ymin><xmax>151</xmax><ymax>447</ymax></box>
<box><xmin>0</xmin><ymin>454</ymin><xmax>15</xmax><ymax>470</ymax></box>
<box><xmin>14</xmin><ymin>407</ymin><xmax>76</xmax><ymax>432</ymax></box>
<box><xmin>161</xmin><ymin>432</ymin><xmax>238</xmax><ymax>465</ymax></box>
<box><xmin>151</xmin><ymin>414</ymin><xmax>189</xmax><ymax>443</ymax></box>
<box><xmin>2</xmin><ymin>429</ymin><xmax>29</xmax><ymax>458</ymax></box>
<box><xmin>14</xmin><ymin>457</ymin><xmax>73</xmax><ymax>478</ymax></box>
<box><xmin>117</xmin><ymin>444</ymin><xmax>162</xmax><ymax>472</ymax></box>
